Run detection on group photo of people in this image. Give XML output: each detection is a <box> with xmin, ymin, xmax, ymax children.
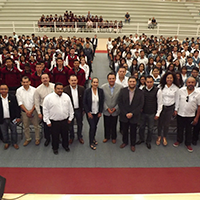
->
<box><xmin>0</xmin><ymin>33</ymin><xmax>200</xmax><ymax>155</ymax></box>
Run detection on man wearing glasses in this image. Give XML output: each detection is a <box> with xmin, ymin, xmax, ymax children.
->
<box><xmin>173</xmin><ymin>77</ymin><xmax>200</xmax><ymax>153</ymax></box>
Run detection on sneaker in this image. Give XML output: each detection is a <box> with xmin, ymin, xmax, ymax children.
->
<box><xmin>186</xmin><ymin>146</ymin><xmax>193</xmax><ymax>153</ymax></box>
<box><xmin>173</xmin><ymin>141</ymin><xmax>180</xmax><ymax>147</ymax></box>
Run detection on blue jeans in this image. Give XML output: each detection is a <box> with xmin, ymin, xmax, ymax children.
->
<box><xmin>0</xmin><ymin>119</ymin><xmax>18</xmax><ymax>144</ymax></box>
<box><xmin>87</xmin><ymin>114</ymin><xmax>100</xmax><ymax>145</ymax></box>
<box><xmin>125</xmin><ymin>19</ymin><xmax>130</xmax><ymax>23</ymax></box>
<box><xmin>139</xmin><ymin>113</ymin><xmax>155</xmax><ymax>143</ymax></box>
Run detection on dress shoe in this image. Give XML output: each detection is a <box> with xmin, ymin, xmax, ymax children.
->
<box><xmin>103</xmin><ymin>139</ymin><xmax>109</xmax><ymax>143</ymax></box>
<box><xmin>120</xmin><ymin>143</ymin><xmax>127</xmax><ymax>148</ymax></box>
<box><xmin>69</xmin><ymin>139</ymin><xmax>74</xmax><ymax>145</ymax></box>
<box><xmin>112</xmin><ymin>139</ymin><xmax>116</xmax><ymax>144</ymax></box>
<box><xmin>146</xmin><ymin>143</ymin><xmax>151</xmax><ymax>149</ymax></box>
<box><xmin>23</xmin><ymin>140</ymin><xmax>31</xmax><ymax>146</ymax></box>
<box><xmin>131</xmin><ymin>146</ymin><xmax>135</xmax><ymax>152</ymax></box>
<box><xmin>64</xmin><ymin>147</ymin><xmax>70</xmax><ymax>152</ymax></box>
<box><xmin>156</xmin><ymin>136</ymin><xmax>161</xmax><ymax>146</ymax></box>
<box><xmin>192</xmin><ymin>140</ymin><xmax>197</xmax><ymax>146</ymax></box>
<box><xmin>4</xmin><ymin>143</ymin><xmax>10</xmax><ymax>150</ymax></box>
<box><xmin>163</xmin><ymin>137</ymin><xmax>168</xmax><ymax>146</ymax></box>
<box><xmin>136</xmin><ymin>140</ymin><xmax>144</xmax><ymax>145</ymax></box>
<box><xmin>13</xmin><ymin>144</ymin><xmax>19</xmax><ymax>150</ymax></box>
<box><xmin>53</xmin><ymin>150</ymin><xmax>58</xmax><ymax>155</ymax></box>
<box><xmin>44</xmin><ymin>140</ymin><xmax>50</xmax><ymax>147</ymax></box>
<box><xmin>79</xmin><ymin>138</ymin><xmax>84</xmax><ymax>144</ymax></box>
<box><xmin>35</xmin><ymin>140</ymin><xmax>40</xmax><ymax>146</ymax></box>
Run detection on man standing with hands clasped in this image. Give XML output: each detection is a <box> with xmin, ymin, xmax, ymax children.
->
<box><xmin>101</xmin><ymin>72</ymin><xmax>122</xmax><ymax>144</ymax></box>
<box><xmin>118</xmin><ymin>76</ymin><xmax>144</xmax><ymax>152</ymax></box>
<box><xmin>43</xmin><ymin>82</ymin><xmax>74</xmax><ymax>155</ymax></box>
<box><xmin>173</xmin><ymin>77</ymin><xmax>200</xmax><ymax>153</ymax></box>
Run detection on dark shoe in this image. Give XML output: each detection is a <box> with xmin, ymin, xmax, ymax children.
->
<box><xmin>136</xmin><ymin>140</ymin><xmax>144</xmax><ymax>145</ymax></box>
<box><xmin>13</xmin><ymin>144</ymin><xmax>19</xmax><ymax>150</ymax></box>
<box><xmin>131</xmin><ymin>146</ymin><xmax>135</xmax><ymax>152</ymax></box>
<box><xmin>192</xmin><ymin>140</ymin><xmax>197</xmax><ymax>146</ymax></box>
<box><xmin>146</xmin><ymin>143</ymin><xmax>151</xmax><ymax>149</ymax></box>
<box><xmin>69</xmin><ymin>139</ymin><xmax>74</xmax><ymax>145</ymax></box>
<box><xmin>93</xmin><ymin>140</ymin><xmax>98</xmax><ymax>145</ymax></box>
<box><xmin>120</xmin><ymin>143</ymin><xmax>127</xmax><ymax>148</ymax></box>
<box><xmin>44</xmin><ymin>140</ymin><xmax>50</xmax><ymax>147</ymax></box>
<box><xmin>103</xmin><ymin>139</ymin><xmax>109</xmax><ymax>143</ymax></box>
<box><xmin>4</xmin><ymin>143</ymin><xmax>10</xmax><ymax>150</ymax></box>
<box><xmin>90</xmin><ymin>144</ymin><xmax>96</xmax><ymax>150</ymax></box>
<box><xmin>79</xmin><ymin>138</ymin><xmax>84</xmax><ymax>144</ymax></box>
<box><xmin>64</xmin><ymin>147</ymin><xmax>70</xmax><ymax>152</ymax></box>
<box><xmin>112</xmin><ymin>139</ymin><xmax>116</xmax><ymax>144</ymax></box>
<box><xmin>53</xmin><ymin>150</ymin><xmax>58</xmax><ymax>155</ymax></box>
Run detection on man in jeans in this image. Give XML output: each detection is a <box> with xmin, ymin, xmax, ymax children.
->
<box><xmin>0</xmin><ymin>84</ymin><xmax>21</xmax><ymax>149</ymax></box>
<box><xmin>136</xmin><ymin>76</ymin><xmax>163</xmax><ymax>149</ymax></box>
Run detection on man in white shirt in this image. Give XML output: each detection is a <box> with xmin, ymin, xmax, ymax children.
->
<box><xmin>43</xmin><ymin>82</ymin><xmax>74</xmax><ymax>155</ymax></box>
<box><xmin>115</xmin><ymin>66</ymin><xmax>128</xmax><ymax>88</ymax></box>
<box><xmin>16</xmin><ymin>76</ymin><xmax>40</xmax><ymax>146</ymax></box>
<box><xmin>173</xmin><ymin>77</ymin><xmax>200</xmax><ymax>153</ymax></box>
<box><xmin>34</xmin><ymin>74</ymin><xmax>54</xmax><ymax>147</ymax></box>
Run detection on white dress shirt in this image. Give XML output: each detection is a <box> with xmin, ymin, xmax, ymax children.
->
<box><xmin>91</xmin><ymin>89</ymin><xmax>99</xmax><ymax>114</ymax></box>
<box><xmin>16</xmin><ymin>86</ymin><xmax>36</xmax><ymax>110</ymax></box>
<box><xmin>34</xmin><ymin>82</ymin><xmax>55</xmax><ymax>114</ymax></box>
<box><xmin>177</xmin><ymin>88</ymin><xmax>200</xmax><ymax>117</ymax></box>
<box><xmin>70</xmin><ymin>85</ymin><xmax>79</xmax><ymax>109</ymax></box>
<box><xmin>79</xmin><ymin>64</ymin><xmax>89</xmax><ymax>80</ymax></box>
<box><xmin>1</xmin><ymin>94</ymin><xmax>10</xmax><ymax>118</ymax></box>
<box><xmin>116</xmin><ymin>74</ymin><xmax>128</xmax><ymax>87</ymax></box>
<box><xmin>43</xmin><ymin>92</ymin><xmax>74</xmax><ymax>125</ymax></box>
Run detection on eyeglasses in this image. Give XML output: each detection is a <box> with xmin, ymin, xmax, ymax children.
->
<box><xmin>186</xmin><ymin>96</ymin><xmax>189</xmax><ymax>102</ymax></box>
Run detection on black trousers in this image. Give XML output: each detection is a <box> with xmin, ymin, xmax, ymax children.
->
<box><xmin>193</xmin><ymin>117</ymin><xmax>200</xmax><ymax>142</ymax></box>
<box><xmin>50</xmin><ymin>119</ymin><xmax>69</xmax><ymax>150</ymax></box>
<box><xmin>69</xmin><ymin>108</ymin><xmax>83</xmax><ymax>139</ymax></box>
<box><xmin>40</xmin><ymin>106</ymin><xmax>51</xmax><ymax>141</ymax></box>
<box><xmin>121</xmin><ymin>121</ymin><xmax>137</xmax><ymax>146</ymax></box>
<box><xmin>103</xmin><ymin>115</ymin><xmax>118</xmax><ymax>140</ymax></box>
<box><xmin>177</xmin><ymin>115</ymin><xmax>194</xmax><ymax>146</ymax></box>
<box><xmin>158</xmin><ymin>105</ymin><xmax>174</xmax><ymax>137</ymax></box>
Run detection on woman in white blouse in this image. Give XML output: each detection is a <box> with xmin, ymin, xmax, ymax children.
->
<box><xmin>83</xmin><ymin>77</ymin><xmax>104</xmax><ymax>150</ymax></box>
<box><xmin>157</xmin><ymin>71</ymin><xmax>179</xmax><ymax>146</ymax></box>
<box><xmin>79</xmin><ymin>57</ymin><xmax>90</xmax><ymax>87</ymax></box>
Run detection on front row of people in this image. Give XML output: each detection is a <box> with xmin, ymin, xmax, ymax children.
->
<box><xmin>0</xmin><ymin>72</ymin><xmax>200</xmax><ymax>154</ymax></box>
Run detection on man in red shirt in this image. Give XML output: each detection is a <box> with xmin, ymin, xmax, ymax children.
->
<box><xmin>1</xmin><ymin>57</ymin><xmax>21</xmax><ymax>92</ymax></box>
<box><xmin>65</xmin><ymin>48</ymin><xmax>79</xmax><ymax>69</ymax></box>
<box><xmin>52</xmin><ymin>58</ymin><xmax>69</xmax><ymax>86</ymax></box>
<box><xmin>31</xmin><ymin>62</ymin><xmax>43</xmax><ymax>87</ymax></box>
<box><xmin>68</xmin><ymin>59</ymin><xmax>85</xmax><ymax>86</ymax></box>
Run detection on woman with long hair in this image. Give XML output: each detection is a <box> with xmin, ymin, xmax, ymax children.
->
<box><xmin>156</xmin><ymin>71</ymin><xmax>179</xmax><ymax>146</ymax></box>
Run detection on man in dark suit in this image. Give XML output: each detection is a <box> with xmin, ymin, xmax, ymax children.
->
<box><xmin>0</xmin><ymin>84</ymin><xmax>21</xmax><ymax>149</ymax></box>
<box><xmin>91</xmin><ymin>35</ymin><xmax>98</xmax><ymax>57</ymax></box>
<box><xmin>118</xmin><ymin>76</ymin><xmax>144</xmax><ymax>152</ymax></box>
<box><xmin>63</xmin><ymin>75</ymin><xmax>85</xmax><ymax>145</ymax></box>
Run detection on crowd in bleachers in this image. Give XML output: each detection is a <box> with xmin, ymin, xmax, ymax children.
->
<box><xmin>0</xmin><ymin>34</ymin><xmax>97</xmax><ymax>90</ymax></box>
<box><xmin>107</xmin><ymin>34</ymin><xmax>200</xmax><ymax>88</ymax></box>
<box><xmin>38</xmin><ymin>10</ymin><xmax>123</xmax><ymax>33</ymax></box>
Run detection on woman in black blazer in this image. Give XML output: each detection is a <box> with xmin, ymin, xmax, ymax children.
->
<box><xmin>83</xmin><ymin>77</ymin><xmax>104</xmax><ymax>150</ymax></box>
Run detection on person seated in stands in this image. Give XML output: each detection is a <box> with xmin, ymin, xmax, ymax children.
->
<box><xmin>86</xmin><ymin>11</ymin><xmax>91</xmax><ymax>20</ymax></box>
<box><xmin>151</xmin><ymin>17</ymin><xmax>157</xmax><ymax>28</ymax></box>
<box><xmin>108</xmin><ymin>21</ymin><xmax>113</xmax><ymax>33</ymax></box>
<box><xmin>64</xmin><ymin>10</ymin><xmax>69</xmax><ymax>18</ymax></box>
<box><xmin>148</xmin><ymin>18</ymin><xmax>152</xmax><ymax>29</ymax></box>
<box><xmin>118</xmin><ymin>21</ymin><xmax>123</xmax><ymax>33</ymax></box>
<box><xmin>125</xmin><ymin>12</ymin><xmax>130</xmax><ymax>23</ymax></box>
<box><xmin>86</xmin><ymin>19</ymin><xmax>93</xmax><ymax>32</ymax></box>
<box><xmin>113</xmin><ymin>20</ymin><xmax>118</xmax><ymax>33</ymax></box>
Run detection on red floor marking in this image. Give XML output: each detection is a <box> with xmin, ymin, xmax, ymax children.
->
<box><xmin>0</xmin><ymin>167</ymin><xmax>200</xmax><ymax>194</ymax></box>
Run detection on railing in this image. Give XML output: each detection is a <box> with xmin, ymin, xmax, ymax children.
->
<box><xmin>0</xmin><ymin>21</ymin><xmax>200</xmax><ymax>37</ymax></box>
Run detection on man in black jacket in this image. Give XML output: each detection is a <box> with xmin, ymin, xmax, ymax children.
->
<box><xmin>0</xmin><ymin>84</ymin><xmax>21</xmax><ymax>149</ymax></box>
<box><xmin>118</xmin><ymin>76</ymin><xmax>144</xmax><ymax>152</ymax></box>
